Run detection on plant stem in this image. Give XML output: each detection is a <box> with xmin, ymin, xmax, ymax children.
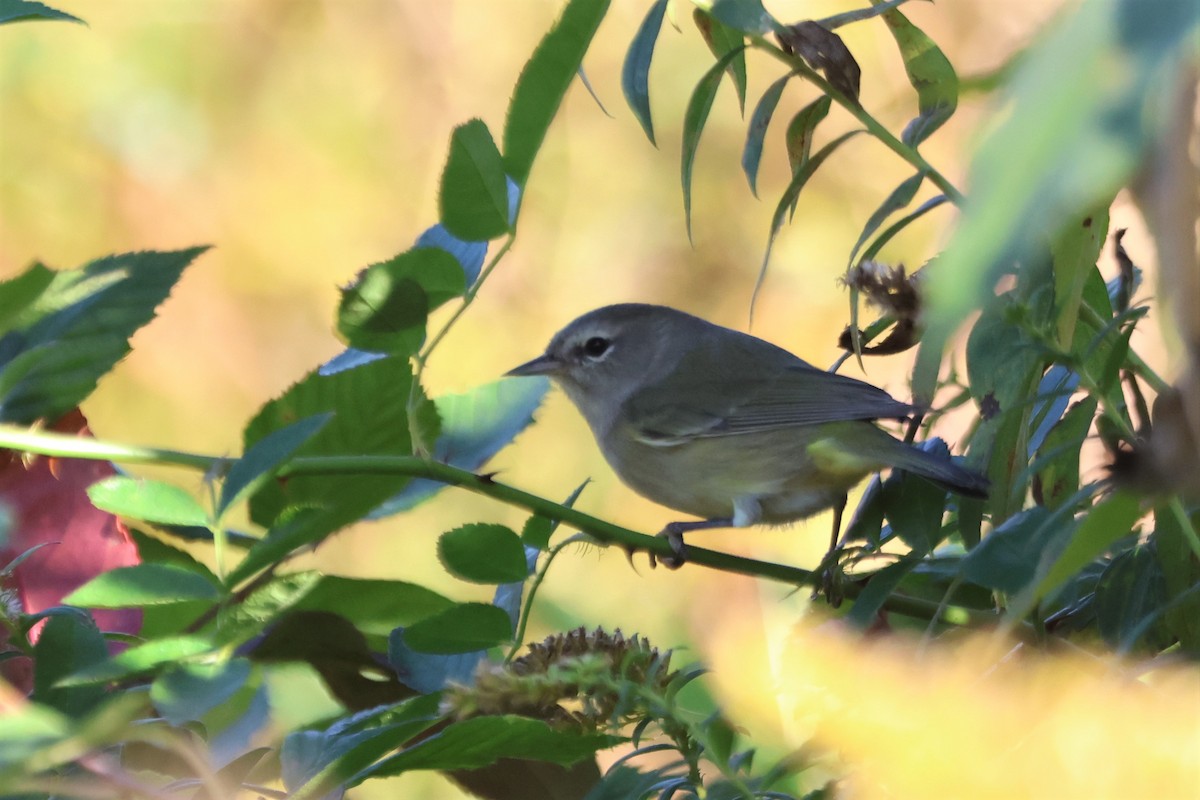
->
<box><xmin>0</xmin><ymin>424</ymin><xmax>996</xmax><ymax>626</ymax></box>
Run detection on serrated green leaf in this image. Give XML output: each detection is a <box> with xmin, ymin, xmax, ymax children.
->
<box><xmin>879</xmin><ymin>7</ymin><xmax>958</xmax><ymax>146</ymax></box>
<box><xmin>503</xmin><ymin>0</ymin><xmax>611</xmax><ymax>187</ymax></box>
<box><xmin>0</xmin><ymin>262</ymin><xmax>55</xmax><ymax>335</ymax></box>
<box><xmin>439</xmin><ymin>119</ymin><xmax>510</xmax><ymax>241</ymax></box>
<box><xmin>58</xmin><ymin>636</ymin><xmax>211</xmax><ymax>686</ymax></box>
<box><xmin>848</xmin><ymin>171</ymin><xmax>924</xmax><ymax>267</ymax></box>
<box><xmin>151</xmin><ymin>658</ymin><xmax>252</xmax><ymax>725</ymax></box>
<box><xmin>0</xmin><ymin>0</ymin><xmax>84</xmax><ymax>25</ymax></box>
<box><xmin>694</xmin><ymin>9</ymin><xmax>747</xmax><ymax>112</ymax></box>
<box><xmin>438</xmin><ymin>523</ymin><xmax>528</xmax><ymax>584</ymax></box>
<box><xmin>86</xmin><ymin>476</ymin><xmax>208</xmax><ymax>527</ymax></box>
<box><xmin>354</xmin><ymin>715</ymin><xmax>620</xmax><ymax>781</ymax></box>
<box><xmin>0</xmin><ymin>247</ymin><xmax>207</xmax><ymax>424</ymax></box>
<box><xmin>682</xmin><ymin>46</ymin><xmax>746</xmax><ymax>241</ymax></box>
<box><xmin>337</xmin><ymin>248</ymin><xmax>466</xmax><ymax>356</ymax></box>
<box><xmin>32</xmin><ymin>612</ymin><xmax>107</xmax><ymax>717</ymax></box>
<box><xmin>621</xmin><ymin>0</ymin><xmax>668</xmax><ymax>145</ymax></box>
<box><xmin>219</xmin><ymin>413</ymin><xmax>331</xmax><ymax>515</ymax></box>
<box><xmin>401</xmin><ymin>602</ymin><xmax>512</xmax><ymax>655</ymax></box>
<box><xmin>242</xmin><ymin>356</ymin><xmax>413</xmax><ymax>529</ymax></box>
<box><xmin>741</xmin><ymin>73</ymin><xmax>790</xmax><ymax>197</ymax></box>
<box><xmin>291</xmin><ymin>576</ymin><xmax>453</xmax><ymax>635</ymax></box>
<box><xmin>64</xmin><ymin>563</ymin><xmax>220</xmax><ymax>608</ymax></box>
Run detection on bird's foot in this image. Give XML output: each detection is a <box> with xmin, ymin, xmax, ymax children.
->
<box><xmin>648</xmin><ymin>524</ymin><xmax>688</xmax><ymax>569</ymax></box>
<box><xmin>812</xmin><ymin>547</ymin><xmax>846</xmax><ymax>608</ymax></box>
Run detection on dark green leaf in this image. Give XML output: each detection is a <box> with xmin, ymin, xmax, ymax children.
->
<box><xmin>1033</xmin><ymin>398</ymin><xmax>1096</xmax><ymax>509</ymax></box>
<box><xmin>741</xmin><ymin>73</ymin><xmax>790</xmax><ymax>197</ymax></box>
<box><xmin>220</xmin><ymin>413</ymin><xmax>331</xmax><ymax>515</ymax></box>
<box><xmin>0</xmin><ymin>0</ymin><xmax>84</xmax><ymax>25</ymax></box>
<box><xmin>847</xmin><ymin>554</ymin><xmax>923</xmax><ymax>627</ymax></box>
<box><xmin>521</xmin><ymin>515</ymin><xmax>555</xmax><ymax>550</ymax></box>
<box><xmin>58</xmin><ymin>636</ymin><xmax>211</xmax><ymax>686</ymax></box>
<box><xmin>1033</xmin><ymin>491</ymin><xmax>1141</xmax><ymax>605</ymax></box>
<box><xmin>0</xmin><ymin>247</ymin><xmax>207</xmax><ymax>424</ymax></box>
<box><xmin>962</xmin><ymin>507</ymin><xmax>1073</xmax><ymax>594</ymax></box>
<box><xmin>708</xmin><ymin>0</ymin><xmax>773</xmax><ymax>34</ymax></box>
<box><xmin>681</xmin><ymin>46</ymin><xmax>746</xmax><ymax>242</ymax></box>
<box><xmin>32</xmin><ymin>612</ymin><xmax>107</xmax><ymax>717</ymax></box>
<box><xmin>694</xmin><ymin>9</ymin><xmax>747</xmax><ymax>112</ymax></box>
<box><xmin>621</xmin><ymin>0</ymin><xmax>668</xmax><ymax>145</ymax></box>
<box><xmin>880</xmin><ymin>464</ymin><xmax>949</xmax><ymax>555</ymax></box>
<box><xmin>848</xmin><ymin>172</ymin><xmax>924</xmax><ymax>266</ymax></box>
<box><xmin>291</xmin><ymin>576</ymin><xmax>453</xmax><ymax>636</ymax></box>
<box><xmin>402</xmin><ymin>602</ymin><xmax>513</xmax><ymax>655</ymax></box>
<box><xmin>503</xmin><ymin>0</ymin><xmax>611</xmax><ymax>187</ymax></box>
<box><xmin>784</xmin><ymin>95</ymin><xmax>833</xmax><ymax>195</ymax></box>
<box><xmin>1094</xmin><ymin>544</ymin><xmax>1171</xmax><ymax>651</ymax></box>
<box><xmin>1153</xmin><ymin>505</ymin><xmax>1200</xmax><ymax>653</ymax></box>
<box><xmin>151</xmin><ymin>659</ymin><xmax>252</xmax><ymax>725</ymax></box>
<box><xmin>439</xmin><ymin>119</ymin><xmax>510</xmax><ymax>241</ymax></box>
<box><xmin>242</xmin><ymin>355</ymin><xmax>413</xmax><ymax>530</ymax></box>
<box><xmin>354</xmin><ymin>715</ymin><xmax>620</xmax><ymax>781</ymax></box>
<box><xmin>0</xmin><ymin>262</ymin><xmax>55</xmax><ymax>335</ymax></box>
<box><xmin>86</xmin><ymin>477</ymin><xmax>208</xmax><ymax>527</ymax></box>
<box><xmin>64</xmin><ymin>563</ymin><xmax>220</xmax><ymax>608</ymax></box>
<box><xmin>438</xmin><ymin>523</ymin><xmax>529</xmax><ymax>584</ymax></box>
<box><xmin>337</xmin><ymin>248</ymin><xmax>466</xmax><ymax>356</ymax></box>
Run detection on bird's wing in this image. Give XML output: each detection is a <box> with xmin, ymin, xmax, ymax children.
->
<box><xmin>625</xmin><ymin>338</ymin><xmax>914</xmax><ymax>444</ymax></box>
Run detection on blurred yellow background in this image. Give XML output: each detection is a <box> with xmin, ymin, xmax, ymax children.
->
<box><xmin>4</xmin><ymin>2</ymin><xmax>1189</xmax><ymax>798</ymax></box>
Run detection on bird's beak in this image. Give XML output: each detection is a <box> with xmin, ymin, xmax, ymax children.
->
<box><xmin>505</xmin><ymin>353</ymin><xmax>562</xmax><ymax>377</ymax></box>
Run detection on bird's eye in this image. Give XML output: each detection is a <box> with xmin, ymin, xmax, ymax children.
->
<box><xmin>582</xmin><ymin>336</ymin><xmax>610</xmax><ymax>359</ymax></box>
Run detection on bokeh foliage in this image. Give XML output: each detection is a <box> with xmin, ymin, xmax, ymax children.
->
<box><xmin>1</xmin><ymin>0</ymin><xmax>1198</xmax><ymax>798</ymax></box>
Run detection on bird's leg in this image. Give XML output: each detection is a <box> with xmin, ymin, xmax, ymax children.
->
<box><xmin>650</xmin><ymin>518</ymin><xmax>733</xmax><ymax>569</ymax></box>
<box><xmin>815</xmin><ymin>494</ymin><xmax>848</xmax><ymax>606</ymax></box>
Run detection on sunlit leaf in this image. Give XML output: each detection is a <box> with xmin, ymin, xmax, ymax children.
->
<box><xmin>439</xmin><ymin>119</ymin><xmax>510</xmax><ymax>241</ymax></box>
<box><xmin>219</xmin><ymin>413</ymin><xmax>332</xmax><ymax>515</ymax></box>
<box><xmin>694</xmin><ymin>9</ymin><xmax>747</xmax><ymax>112</ymax></box>
<box><xmin>401</xmin><ymin>602</ymin><xmax>513</xmax><ymax>655</ymax></box>
<box><xmin>86</xmin><ymin>477</ymin><xmax>208</xmax><ymax>527</ymax></box>
<box><xmin>879</xmin><ymin>8</ymin><xmax>958</xmax><ymax>146</ymax></box>
<box><xmin>64</xmin><ymin>563</ymin><xmax>219</xmax><ymax>608</ymax></box>
<box><xmin>58</xmin><ymin>635</ymin><xmax>211</xmax><ymax>686</ymax></box>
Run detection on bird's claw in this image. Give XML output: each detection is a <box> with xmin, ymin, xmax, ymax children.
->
<box><xmin>649</xmin><ymin>526</ymin><xmax>687</xmax><ymax>569</ymax></box>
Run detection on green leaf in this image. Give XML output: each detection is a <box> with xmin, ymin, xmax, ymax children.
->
<box><xmin>0</xmin><ymin>262</ymin><xmax>55</xmax><ymax>335</ymax></box>
<box><xmin>439</xmin><ymin>119</ymin><xmax>511</xmax><ymax>241</ymax></box>
<box><xmin>848</xmin><ymin>171</ymin><xmax>925</xmax><ymax>266</ymax></box>
<box><xmin>621</xmin><ymin>0</ymin><xmax>668</xmax><ymax>145</ymax></box>
<box><xmin>858</xmin><ymin>194</ymin><xmax>949</xmax><ymax>264</ymax></box>
<box><xmin>681</xmin><ymin>47</ymin><xmax>746</xmax><ymax>242</ymax></box>
<box><xmin>337</xmin><ymin>248</ymin><xmax>466</xmax><ymax>356</ymax></box>
<box><xmin>846</xmin><ymin>554</ymin><xmax>923</xmax><ymax>627</ymax></box>
<box><xmin>918</xmin><ymin>0</ymin><xmax>1199</xmax><ymax>393</ymax></box>
<box><xmin>220</xmin><ymin>413</ymin><xmax>332</xmax><ymax>515</ymax></box>
<box><xmin>741</xmin><ymin>73</ymin><xmax>790</xmax><ymax>197</ymax></box>
<box><xmin>961</xmin><ymin>507</ymin><xmax>1074</xmax><ymax>594</ymax></box>
<box><xmin>694</xmin><ymin>9</ymin><xmax>747</xmax><ymax>112</ymax></box>
<box><xmin>150</xmin><ymin>658</ymin><xmax>252</xmax><ymax>725</ymax></box>
<box><xmin>242</xmin><ymin>355</ymin><xmax>414</xmax><ymax>529</ymax></box>
<box><xmin>783</xmin><ymin>95</ymin><xmax>833</xmax><ymax>211</ymax></box>
<box><xmin>1051</xmin><ymin>208</ymin><xmax>1109</xmax><ymax>348</ymax></box>
<box><xmin>879</xmin><ymin>7</ymin><xmax>958</xmax><ymax>146</ymax></box>
<box><xmin>0</xmin><ymin>247</ymin><xmax>207</xmax><ymax>424</ymax></box>
<box><xmin>86</xmin><ymin>476</ymin><xmax>208</xmax><ymax>527</ymax></box>
<box><xmin>1094</xmin><ymin>544</ymin><xmax>1171</xmax><ymax>651</ymax></box>
<box><xmin>818</xmin><ymin>0</ymin><xmax>915</xmax><ymax>29</ymax></box>
<box><xmin>401</xmin><ymin>602</ymin><xmax>513</xmax><ymax>655</ymax></box>
<box><xmin>1033</xmin><ymin>398</ymin><xmax>1097</xmax><ymax>509</ymax></box>
<box><xmin>438</xmin><ymin>523</ymin><xmax>528</xmax><ymax>584</ymax></box>
<box><xmin>521</xmin><ymin>515</ymin><xmax>555</xmax><ymax>550</ymax></box>
<box><xmin>291</xmin><ymin>576</ymin><xmax>454</xmax><ymax>636</ymax></box>
<box><xmin>0</xmin><ymin>0</ymin><xmax>84</xmax><ymax>25</ymax></box>
<box><xmin>1153</xmin><ymin>505</ymin><xmax>1200</xmax><ymax>653</ymax></box>
<box><xmin>1033</xmin><ymin>491</ymin><xmax>1141</xmax><ymax>605</ymax></box>
<box><xmin>503</xmin><ymin>0</ymin><xmax>611</xmax><ymax>187</ymax></box>
<box><xmin>32</xmin><ymin>612</ymin><xmax>107</xmax><ymax>717</ymax></box>
<box><xmin>706</xmin><ymin>0</ymin><xmax>773</xmax><ymax>34</ymax></box>
<box><xmin>880</xmin><ymin>464</ymin><xmax>950</xmax><ymax>555</ymax></box>
<box><xmin>371</xmin><ymin>376</ymin><xmax>549</xmax><ymax>516</ymax></box>
<box><xmin>58</xmin><ymin>636</ymin><xmax>211</xmax><ymax>686</ymax></box>
<box><xmin>354</xmin><ymin>715</ymin><xmax>620</xmax><ymax>781</ymax></box>
<box><xmin>64</xmin><ymin>564</ymin><xmax>220</xmax><ymax>608</ymax></box>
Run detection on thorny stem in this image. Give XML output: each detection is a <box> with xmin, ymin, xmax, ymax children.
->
<box><xmin>0</xmin><ymin>424</ymin><xmax>998</xmax><ymax>626</ymax></box>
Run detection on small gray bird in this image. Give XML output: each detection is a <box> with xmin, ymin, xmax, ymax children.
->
<box><xmin>507</xmin><ymin>303</ymin><xmax>987</xmax><ymax>565</ymax></box>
